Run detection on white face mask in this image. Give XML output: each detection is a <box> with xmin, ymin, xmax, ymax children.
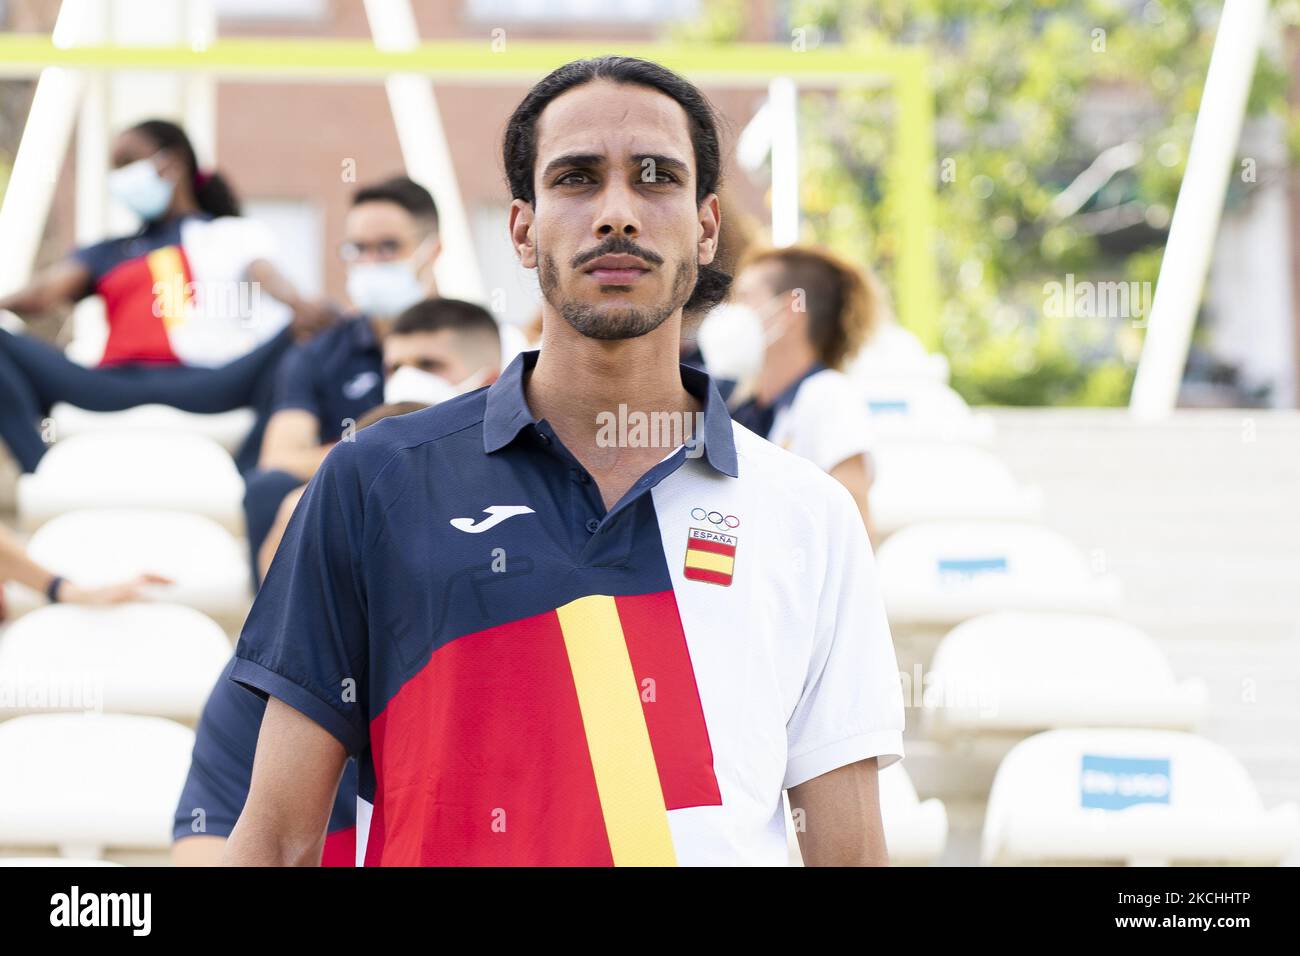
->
<box><xmin>346</xmin><ymin>259</ymin><xmax>426</xmax><ymax>319</ymax></box>
<box><xmin>696</xmin><ymin>298</ymin><xmax>792</xmax><ymax>383</ymax></box>
<box><xmin>383</xmin><ymin>365</ymin><xmax>489</xmax><ymax>406</ymax></box>
<box><xmin>107</xmin><ymin>154</ymin><xmax>174</xmax><ymax>222</ymax></box>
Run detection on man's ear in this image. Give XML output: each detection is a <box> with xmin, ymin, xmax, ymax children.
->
<box><xmin>509</xmin><ymin>199</ymin><xmax>537</xmax><ymax>269</ymax></box>
<box><xmin>697</xmin><ymin>192</ymin><xmax>721</xmax><ymax>267</ymax></box>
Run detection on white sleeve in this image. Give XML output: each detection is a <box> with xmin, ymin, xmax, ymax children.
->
<box><xmin>790</xmin><ymin>372</ymin><xmax>873</xmax><ymax>475</ymax></box>
<box><xmin>231</xmin><ymin>216</ymin><xmax>278</xmax><ymax>269</ymax></box>
<box><xmin>783</xmin><ymin>478</ymin><xmax>905</xmax><ymax>790</ymax></box>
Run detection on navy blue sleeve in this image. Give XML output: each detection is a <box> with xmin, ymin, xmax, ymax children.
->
<box><xmin>173</xmin><ymin>657</ymin><xmax>266</xmax><ymax>841</ymax></box>
<box><xmin>69</xmin><ymin>238</ymin><xmax>121</xmax><ymax>299</ymax></box>
<box><xmin>231</xmin><ymin>438</ymin><xmax>371</xmax><ymax>755</ymax></box>
<box><xmin>270</xmin><ymin>341</ymin><xmax>323</xmax><ymax>420</ymax></box>
<box><xmin>174</xmin><ymin>658</ymin><xmax>361</xmax><ymax>842</ymax></box>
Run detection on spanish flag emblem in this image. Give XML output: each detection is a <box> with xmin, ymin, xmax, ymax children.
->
<box><xmin>684</xmin><ymin>527</ymin><xmax>737</xmax><ymax>586</ymax></box>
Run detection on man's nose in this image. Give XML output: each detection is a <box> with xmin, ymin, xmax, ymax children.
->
<box><xmin>594</xmin><ymin>180</ymin><xmax>641</xmax><ymax>239</ymax></box>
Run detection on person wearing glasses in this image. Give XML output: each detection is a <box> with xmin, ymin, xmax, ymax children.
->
<box><xmin>241</xmin><ymin>177</ymin><xmax>442</xmax><ymax>583</ymax></box>
<box><xmin>0</xmin><ymin>119</ymin><xmax>332</xmax><ymax>475</ymax></box>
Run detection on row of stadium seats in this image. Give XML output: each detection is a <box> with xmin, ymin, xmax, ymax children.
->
<box><xmin>820</xmin><ymin>333</ymin><xmax>1297</xmax><ymax>865</ymax></box>
<box><xmin>2</xmin><ymin>326</ymin><xmax>1296</xmax><ymax>865</ymax></box>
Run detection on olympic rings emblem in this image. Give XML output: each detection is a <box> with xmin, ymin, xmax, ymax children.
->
<box><xmin>691</xmin><ymin>507</ymin><xmax>740</xmax><ymax>529</ymax></box>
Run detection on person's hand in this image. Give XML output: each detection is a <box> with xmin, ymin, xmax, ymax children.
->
<box><xmin>289</xmin><ymin>297</ymin><xmax>341</xmax><ymax>340</ymax></box>
<box><xmin>58</xmin><ymin>573</ymin><xmax>174</xmax><ymax>606</ymax></box>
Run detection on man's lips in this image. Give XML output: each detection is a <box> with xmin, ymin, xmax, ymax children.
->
<box><xmin>583</xmin><ymin>254</ymin><xmax>651</xmax><ymax>284</ymax></box>
<box><xmin>589</xmin><ymin>268</ymin><xmax>647</xmax><ymax>283</ymax></box>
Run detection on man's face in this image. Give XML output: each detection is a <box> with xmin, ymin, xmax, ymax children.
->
<box><xmin>110</xmin><ymin>129</ymin><xmax>182</xmax><ymax>182</ymax></box>
<box><xmin>510</xmin><ymin>80</ymin><xmax>719</xmax><ymax>341</ymax></box>
<box><xmin>343</xmin><ymin>200</ymin><xmax>432</xmax><ymax>266</ymax></box>
<box><xmin>383</xmin><ymin>329</ymin><xmax>477</xmax><ymax>386</ymax></box>
<box><xmin>733</xmin><ymin>261</ymin><xmax>802</xmax><ymax>343</ymax></box>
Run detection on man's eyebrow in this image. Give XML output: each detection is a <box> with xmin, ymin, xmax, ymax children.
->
<box><xmin>540</xmin><ymin>153</ymin><xmax>604</xmax><ymax>180</ymax></box>
<box><xmin>632</xmin><ymin>154</ymin><xmax>690</xmax><ymax>178</ymax></box>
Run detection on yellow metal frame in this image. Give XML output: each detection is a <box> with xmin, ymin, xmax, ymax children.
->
<box><xmin>0</xmin><ymin>36</ymin><xmax>940</xmax><ymax>344</ymax></box>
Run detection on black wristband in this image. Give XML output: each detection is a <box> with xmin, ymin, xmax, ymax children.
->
<box><xmin>46</xmin><ymin>575</ymin><xmax>64</xmax><ymax>603</ymax></box>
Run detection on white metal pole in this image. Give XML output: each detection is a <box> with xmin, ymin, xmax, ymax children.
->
<box><xmin>362</xmin><ymin>0</ymin><xmax>485</xmax><ymax>302</ymax></box>
<box><xmin>0</xmin><ymin>0</ymin><xmax>91</xmax><ymax>298</ymax></box>
<box><xmin>1129</xmin><ymin>0</ymin><xmax>1270</xmax><ymax>419</ymax></box>
<box><xmin>768</xmin><ymin>76</ymin><xmax>800</xmax><ymax>247</ymax></box>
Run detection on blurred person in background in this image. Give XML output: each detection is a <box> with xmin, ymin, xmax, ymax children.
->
<box><xmin>248</xmin><ymin>296</ymin><xmax>501</xmax><ymax>585</ymax></box>
<box><xmin>241</xmin><ymin>176</ymin><xmax>442</xmax><ymax>582</ymax></box>
<box><xmin>171</xmin><ymin>401</ymin><xmax>424</xmax><ymax>868</ymax></box>
<box><xmin>701</xmin><ymin>244</ymin><xmax>880</xmax><ymax>538</ymax></box>
<box><xmin>679</xmin><ymin>190</ymin><xmax>758</xmax><ymax>370</ymax></box>
<box><xmin>0</xmin><ymin>525</ymin><xmax>171</xmax><ymax>621</ymax></box>
<box><xmin>0</xmin><ymin>119</ymin><xmax>332</xmax><ymax>473</ymax></box>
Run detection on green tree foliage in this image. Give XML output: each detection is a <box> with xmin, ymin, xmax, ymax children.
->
<box><xmin>697</xmin><ymin>0</ymin><xmax>1295</xmax><ymax>405</ymax></box>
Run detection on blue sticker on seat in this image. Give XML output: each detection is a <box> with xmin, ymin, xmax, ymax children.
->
<box><xmin>1080</xmin><ymin>754</ymin><xmax>1171</xmax><ymax>810</ymax></box>
<box><xmin>937</xmin><ymin>556</ymin><xmax>1008</xmax><ymax>580</ymax></box>
<box><xmin>867</xmin><ymin>400</ymin><xmax>910</xmax><ymax>415</ymax></box>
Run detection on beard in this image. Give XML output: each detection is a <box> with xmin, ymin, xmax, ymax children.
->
<box><xmin>539</xmin><ymin>249</ymin><xmax>695</xmax><ymax>341</ymax></box>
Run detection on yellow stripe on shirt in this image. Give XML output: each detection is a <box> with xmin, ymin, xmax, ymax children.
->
<box><xmin>555</xmin><ymin>594</ymin><xmax>676</xmax><ymax>866</ymax></box>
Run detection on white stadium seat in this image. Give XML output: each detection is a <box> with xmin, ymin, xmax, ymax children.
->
<box><xmin>981</xmin><ymin>729</ymin><xmax>1300</xmax><ymax>866</ymax></box>
<box><xmin>848</xmin><ymin>321</ymin><xmax>950</xmax><ymax>384</ymax></box>
<box><xmin>869</xmin><ymin>442</ymin><xmax>1042</xmax><ymax>535</ymax></box>
<box><xmin>49</xmin><ymin>402</ymin><xmax>255</xmax><ymax>455</ymax></box>
<box><xmin>17</xmin><ymin>430</ymin><xmax>244</xmax><ymax>532</ymax></box>
<box><xmin>2</xmin><ymin>509</ymin><xmax>251</xmax><ymax>627</ymax></box>
<box><xmin>0</xmin><ymin>603</ymin><xmax>231</xmax><ymax>721</ymax></box>
<box><xmin>0</xmin><ymin>713</ymin><xmax>194</xmax><ymax>858</ymax></box>
<box><xmin>786</xmin><ymin>762</ymin><xmax>948</xmax><ymax>865</ymax></box>
<box><xmin>879</xmin><ymin>762</ymin><xmax>948</xmax><ymax>864</ymax></box>
<box><xmin>921</xmin><ymin>612</ymin><xmax>1209</xmax><ymax>741</ymax></box>
<box><xmin>862</xmin><ymin>379</ymin><xmax>995</xmax><ymax>445</ymax></box>
<box><xmin>877</xmin><ymin>521</ymin><xmax>1123</xmax><ymax>626</ymax></box>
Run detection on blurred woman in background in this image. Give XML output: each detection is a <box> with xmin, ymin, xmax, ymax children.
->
<box><xmin>701</xmin><ymin>244</ymin><xmax>881</xmax><ymax>538</ymax></box>
<box><xmin>0</xmin><ymin>119</ymin><xmax>332</xmax><ymax>473</ymax></box>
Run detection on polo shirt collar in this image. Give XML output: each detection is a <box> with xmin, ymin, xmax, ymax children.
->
<box><xmin>484</xmin><ymin>349</ymin><xmax>739</xmax><ymax>478</ymax></box>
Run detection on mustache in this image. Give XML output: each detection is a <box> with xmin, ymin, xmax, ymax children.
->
<box><xmin>570</xmin><ymin>235</ymin><xmax>664</xmax><ymax>270</ymax></box>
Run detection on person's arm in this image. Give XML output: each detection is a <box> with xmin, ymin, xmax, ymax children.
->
<box><xmin>257</xmin><ymin>485</ymin><xmax>306</xmax><ymax>581</ymax></box>
<box><xmin>171</xmin><ymin>835</ymin><xmax>227</xmax><ymax>866</ymax></box>
<box><xmin>223</xmin><ymin>439</ymin><xmax>372</xmax><ymax>866</ymax></box>
<box><xmin>259</xmin><ymin>409</ymin><xmax>334</xmax><ymax>481</ymax></box>
<box><xmin>0</xmin><ymin>525</ymin><xmax>171</xmax><ymax>604</ymax></box>
<box><xmin>828</xmin><ymin>451</ymin><xmax>877</xmax><ymax>543</ymax></box>
<box><xmin>224</xmin><ymin>695</ymin><xmax>348</xmax><ymax>866</ymax></box>
<box><xmin>788</xmin><ymin>757</ymin><xmax>888</xmax><ymax>866</ymax></box>
<box><xmin>245</xmin><ymin>259</ymin><xmax>337</xmax><ymax>341</ymax></box>
<box><xmin>0</xmin><ymin>259</ymin><xmax>91</xmax><ymax>318</ymax></box>
<box><xmin>258</xmin><ymin>342</ymin><xmax>336</xmax><ymax>480</ymax></box>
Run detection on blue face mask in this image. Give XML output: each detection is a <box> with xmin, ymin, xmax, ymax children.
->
<box><xmin>107</xmin><ymin>154</ymin><xmax>175</xmax><ymax>222</ymax></box>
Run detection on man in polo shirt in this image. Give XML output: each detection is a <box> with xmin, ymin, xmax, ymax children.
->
<box><xmin>241</xmin><ymin>176</ymin><xmax>440</xmax><ymax>583</ymax></box>
<box><xmin>253</xmin><ymin>298</ymin><xmax>501</xmax><ymax>583</ymax></box>
<box><xmin>226</xmin><ymin>55</ymin><xmax>904</xmax><ymax>867</ymax></box>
